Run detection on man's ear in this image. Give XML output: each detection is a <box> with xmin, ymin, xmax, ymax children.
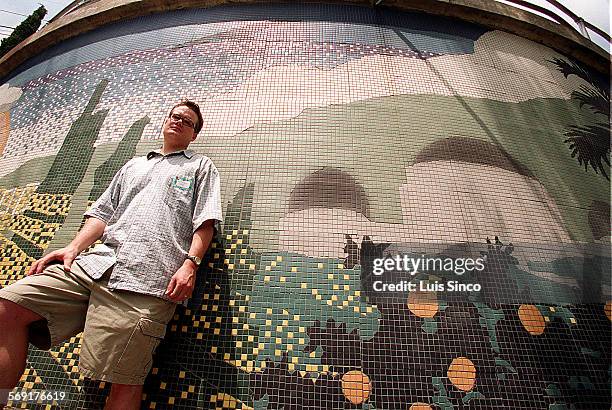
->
<box><xmin>191</xmin><ymin>132</ymin><xmax>198</xmax><ymax>141</ymax></box>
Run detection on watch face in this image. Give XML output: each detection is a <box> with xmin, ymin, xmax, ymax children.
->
<box><xmin>188</xmin><ymin>255</ymin><xmax>201</xmax><ymax>266</ymax></box>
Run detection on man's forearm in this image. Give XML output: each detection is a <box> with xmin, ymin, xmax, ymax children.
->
<box><xmin>165</xmin><ymin>220</ymin><xmax>215</xmax><ymax>300</ymax></box>
<box><xmin>183</xmin><ymin>220</ymin><xmax>215</xmax><ymax>268</ymax></box>
<box><xmin>68</xmin><ymin>217</ymin><xmax>107</xmax><ymax>253</ymax></box>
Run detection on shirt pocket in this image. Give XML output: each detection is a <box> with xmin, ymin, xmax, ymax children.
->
<box><xmin>163</xmin><ymin>175</ymin><xmax>195</xmax><ymax>216</ymax></box>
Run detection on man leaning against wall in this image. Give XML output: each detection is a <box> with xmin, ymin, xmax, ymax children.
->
<box><xmin>0</xmin><ymin>100</ymin><xmax>223</xmax><ymax>409</ymax></box>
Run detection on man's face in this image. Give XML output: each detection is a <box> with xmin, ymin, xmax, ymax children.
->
<box><xmin>162</xmin><ymin>105</ymin><xmax>199</xmax><ymax>147</ymax></box>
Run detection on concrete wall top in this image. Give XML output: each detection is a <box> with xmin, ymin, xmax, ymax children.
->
<box><xmin>0</xmin><ymin>0</ymin><xmax>609</xmax><ymax>81</ymax></box>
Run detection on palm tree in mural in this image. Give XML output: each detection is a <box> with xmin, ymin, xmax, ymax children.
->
<box><xmin>551</xmin><ymin>57</ymin><xmax>610</xmax><ymax>180</ymax></box>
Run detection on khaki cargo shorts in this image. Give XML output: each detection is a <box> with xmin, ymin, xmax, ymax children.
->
<box><xmin>0</xmin><ymin>263</ymin><xmax>176</xmax><ymax>385</ymax></box>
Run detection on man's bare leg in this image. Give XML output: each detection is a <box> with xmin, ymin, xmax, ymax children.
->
<box><xmin>0</xmin><ymin>299</ymin><xmax>43</xmax><ymax>407</ymax></box>
<box><xmin>105</xmin><ymin>384</ymin><xmax>143</xmax><ymax>410</ymax></box>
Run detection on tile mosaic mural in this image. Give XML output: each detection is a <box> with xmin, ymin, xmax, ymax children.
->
<box><xmin>0</xmin><ymin>3</ymin><xmax>609</xmax><ymax>409</ymax></box>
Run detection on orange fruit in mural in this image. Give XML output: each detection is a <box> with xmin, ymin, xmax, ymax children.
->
<box><xmin>407</xmin><ymin>291</ymin><xmax>438</xmax><ymax>318</ymax></box>
<box><xmin>518</xmin><ymin>304</ymin><xmax>546</xmax><ymax>335</ymax></box>
<box><xmin>605</xmin><ymin>301</ymin><xmax>611</xmax><ymax>321</ymax></box>
<box><xmin>341</xmin><ymin>370</ymin><xmax>371</xmax><ymax>404</ymax></box>
<box><xmin>447</xmin><ymin>357</ymin><xmax>476</xmax><ymax>391</ymax></box>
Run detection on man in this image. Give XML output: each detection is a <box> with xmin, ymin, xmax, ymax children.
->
<box><xmin>0</xmin><ymin>100</ymin><xmax>222</xmax><ymax>409</ymax></box>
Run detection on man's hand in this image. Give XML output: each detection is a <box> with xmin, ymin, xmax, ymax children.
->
<box><xmin>26</xmin><ymin>217</ymin><xmax>107</xmax><ymax>276</ymax></box>
<box><xmin>165</xmin><ymin>261</ymin><xmax>197</xmax><ymax>302</ymax></box>
<box><xmin>27</xmin><ymin>245</ymin><xmax>79</xmax><ymax>275</ymax></box>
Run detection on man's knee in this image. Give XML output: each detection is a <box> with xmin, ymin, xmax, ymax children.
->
<box><xmin>107</xmin><ymin>383</ymin><xmax>143</xmax><ymax>405</ymax></box>
<box><xmin>0</xmin><ymin>299</ymin><xmax>43</xmax><ymax>326</ymax></box>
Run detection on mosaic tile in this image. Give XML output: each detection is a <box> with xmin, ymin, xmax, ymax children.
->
<box><xmin>0</xmin><ymin>3</ymin><xmax>609</xmax><ymax>409</ymax></box>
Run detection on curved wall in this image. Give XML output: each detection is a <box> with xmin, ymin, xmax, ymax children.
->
<box><xmin>0</xmin><ymin>3</ymin><xmax>610</xmax><ymax>408</ymax></box>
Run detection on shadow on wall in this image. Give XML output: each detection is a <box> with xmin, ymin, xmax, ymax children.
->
<box><xmin>279</xmin><ymin>137</ymin><xmax>572</xmax><ymax>261</ymax></box>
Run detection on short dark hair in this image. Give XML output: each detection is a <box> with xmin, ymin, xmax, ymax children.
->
<box><xmin>171</xmin><ymin>100</ymin><xmax>203</xmax><ymax>134</ymax></box>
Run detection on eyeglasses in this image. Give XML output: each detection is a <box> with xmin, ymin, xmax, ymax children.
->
<box><xmin>168</xmin><ymin>113</ymin><xmax>196</xmax><ymax>129</ymax></box>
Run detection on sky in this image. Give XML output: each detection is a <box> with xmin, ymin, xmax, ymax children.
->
<box><xmin>0</xmin><ymin>0</ymin><xmax>609</xmax><ymax>51</ymax></box>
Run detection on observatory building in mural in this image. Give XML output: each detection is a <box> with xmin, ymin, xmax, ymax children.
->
<box><xmin>0</xmin><ymin>0</ymin><xmax>610</xmax><ymax>408</ymax></box>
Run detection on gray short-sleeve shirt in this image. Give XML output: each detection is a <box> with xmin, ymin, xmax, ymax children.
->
<box><xmin>75</xmin><ymin>149</ymin><xmax>223</xmax><ymax>300</ymax></box>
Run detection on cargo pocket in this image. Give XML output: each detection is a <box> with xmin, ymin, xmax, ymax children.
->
<box><xmin>115</xmin><ymin>318</ymin><xmax>167</xmax><ymax>377</ymax></box>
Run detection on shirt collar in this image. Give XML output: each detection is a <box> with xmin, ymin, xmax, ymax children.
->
<box><xmin>147</xmin><ymin>149</ymin><xmax>194</xmax><ymax>160</ymax></box>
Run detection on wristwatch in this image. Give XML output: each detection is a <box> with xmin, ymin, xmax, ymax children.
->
<box><xmin>186</xmin><ymin>255</ymin><xmax>202</xmax><ymax>267</ymax></box>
